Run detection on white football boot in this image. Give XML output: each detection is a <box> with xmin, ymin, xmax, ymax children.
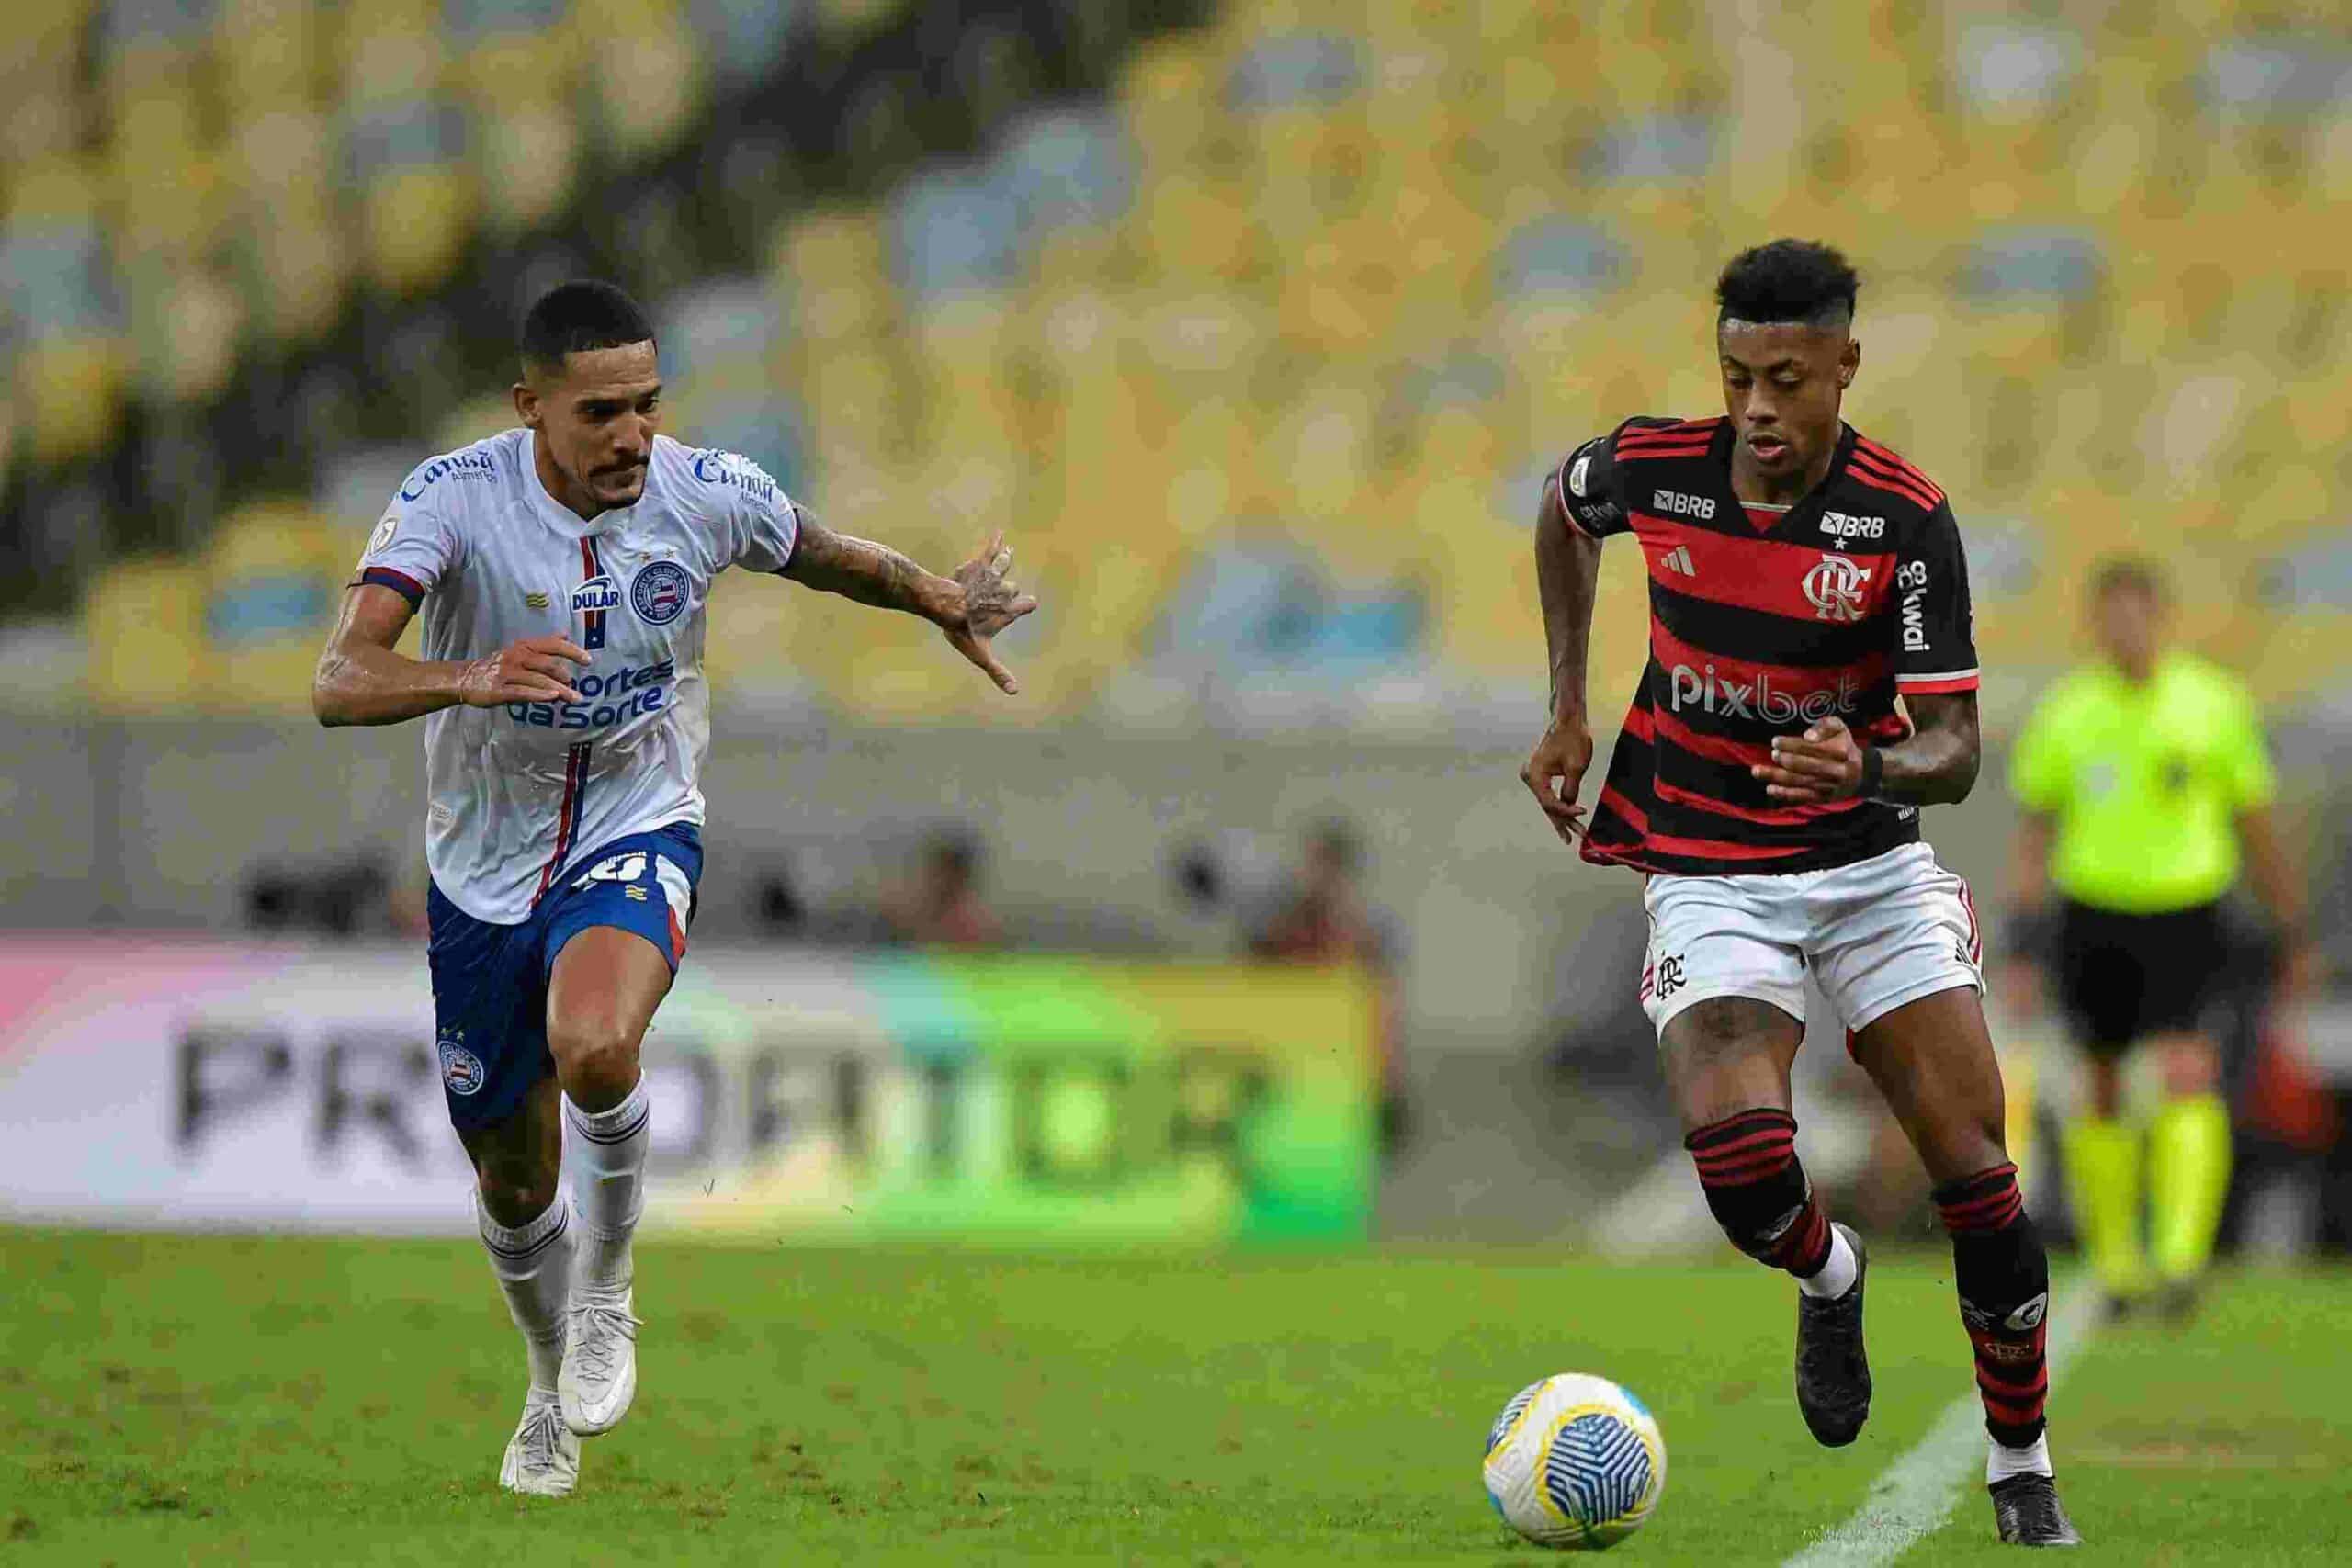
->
<box><xmin>499</xmin><ymin>1392</ymin><xmax>580</xmax><ymax>1496</ymax></box>
<box><xmin>559</xmin><ymin>1286</ymin><xmax>641</xmax><ymax>1436</ymax></box>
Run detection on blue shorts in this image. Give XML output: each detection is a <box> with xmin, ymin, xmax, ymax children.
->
<box><xmin>426</xmin><ymin>823</ymin><xmax>702</xmax><ymax>1132</ymax></box>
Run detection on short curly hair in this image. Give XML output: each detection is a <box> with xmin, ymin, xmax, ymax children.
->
<box><xmin>1715</xmin><ymin>240</ymin><xmax>1860</xmax><ymax>330</ymax></box>
<box><xmin>520</xmin><ymin>279</ymin><xmax>656</xmax><ymax>377</ymax></box>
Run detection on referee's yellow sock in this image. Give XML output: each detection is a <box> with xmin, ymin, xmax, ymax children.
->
<box><xmin>2062</xmin><ymin>1116</ymin><xmax>2147</xmax><ymax>1296</ymax></box>
<box><xmin>2149</xmin><ymin>1092</ymin><xmax>2232</xmax><ymax>1283</ymax></box>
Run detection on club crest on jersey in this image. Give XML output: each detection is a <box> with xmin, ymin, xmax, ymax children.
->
<box><xmin>1802</xmin><ymin>554</ymin><xmax>1872</xmax><ymax>622</ymax></box>
<box><xmin>571</xmin><ymin>574</ymin><xmax>622</xmax><ymax>614</ymax></box>
<box><xmin>630</xmin><ymin>560</ymin><xmax>690</xmax><ymax>626</ymax></box>
<box><xmin>438</xmin><ymin>1034</ymin><xmax>485</xmax><ymax>1096</ymax></box>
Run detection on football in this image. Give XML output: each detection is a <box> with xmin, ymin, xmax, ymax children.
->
<box><xmin>1482</xmin><ymin>1372</ymin><xmax>1667</xmax><ymax>1550</ymax></box>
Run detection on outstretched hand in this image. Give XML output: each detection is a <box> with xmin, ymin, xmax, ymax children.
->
<box><xmin>944</xmin><ymin>530</ymin><xmax>1040</xmax><ymax>694</ymax></box>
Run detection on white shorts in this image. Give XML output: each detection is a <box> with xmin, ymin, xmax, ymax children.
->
<box><xmin>1638</xmin><ymin>842</ymin><xmax>1984</xmax><ymax>1039</ymax></box>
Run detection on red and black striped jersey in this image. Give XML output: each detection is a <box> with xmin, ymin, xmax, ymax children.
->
<box><xmin>1555</xmin><ymin>414</ymin><xmax>1979</xmax><ymax>877</ymax></box>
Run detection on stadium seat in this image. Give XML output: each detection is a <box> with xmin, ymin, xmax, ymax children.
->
<box><xmin>576</xmin><ymin>0</ymin><xmax>707</xmax><ymax>164</ymax></box>
<box><xmin>85</xmin><ymin>557</ymin><xmax>207</xmax><ymax>713</ymax></box>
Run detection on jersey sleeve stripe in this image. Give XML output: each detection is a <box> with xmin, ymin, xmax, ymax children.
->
<box><xmin>1897</xmin><ymin>671</ymin><xmax>1980</xmax><ymax>693</ymax></box>
<box><xmin>1845</xmin><ymin>464</ymin><xmax>1942</xmax><ymax>512</ymax></box>
<box><xmin>1851</xmin><ymin>438</ymin><xmax>1945</xmax><ymax>501</ymax></box>
<box><xmin>1615</xmin><ymin>443</ymin><xmax>1713</xmax><ymax>463</ymax></box>
<box><xmin>358</xmin><ymin>566</ymin><xmax>426</xmax><ymax>606</ymax></box>
<box><xmin>1616</xmin><ymin>429</ymin><xmax>1716</xmax><ymax>450</ymax></box>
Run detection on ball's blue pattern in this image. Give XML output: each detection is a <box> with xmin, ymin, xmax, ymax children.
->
<box><xmin>1543</xmin><ymin>1411</ymin><xmax>1654</xmax><ymax>1527</ymax></box>
<box><xmin>1487</xmin><ymin>1382</ymin><xmax>1540</xmax><ymax>1455</ymax></box>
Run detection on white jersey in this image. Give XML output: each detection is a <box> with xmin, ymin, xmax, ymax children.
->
<box><xmin>355</xmin><ymin>428</ymin><xmax>797</xmax><ymax>924</ymax></box>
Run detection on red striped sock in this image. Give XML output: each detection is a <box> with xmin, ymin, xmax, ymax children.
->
<box><xmin>1935</xmin><ymin>1162</ymin><xmax>2050</xmax><ymax>1447</ymax></box>
<box><xmin>1687</xmin><ymin>1109</ymin><xmax>1835</xmax><ymax>1278</ymax></box>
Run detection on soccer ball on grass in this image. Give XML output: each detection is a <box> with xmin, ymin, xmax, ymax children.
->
<box><xmin>1482</xmin><ymin>1372</ymin><xmax>1666</xmax><ymax>1550</ymax></box>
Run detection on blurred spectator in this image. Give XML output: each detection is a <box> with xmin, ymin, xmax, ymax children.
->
<box><xmin>1249</xmin><ymin>818</ymin><xmax>1409</xmax><ymax>1151</ymax></box>
<box><xmin>880</xmin><ymin>827</ymin><xmax>1005</xmax><ymax>950</ymax></box>
<box><xmin>242</xmin><ymin>855</ymin><xmax>395</xmax><ymax>938</ymax></box>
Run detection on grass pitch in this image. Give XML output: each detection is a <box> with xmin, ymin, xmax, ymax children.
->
<box><xmin>4</xmin><ymin>1232</ymin><xmax>2348</xmax><ymax>1564</ymax></box>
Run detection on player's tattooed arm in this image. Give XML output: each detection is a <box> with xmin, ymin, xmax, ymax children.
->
<box><xmin>1753</xmin><ymin>692</ymin><xmax>1981</xmax><ymax>807</ymax></box>
<box><xmin>780</xmin><ymin>517</ymin><xmax>1039</xmax><ymax>694</ymax></box>
<box><xmin>313</xmin><ymin>583</ymin><xmax>587</xmax><ymax>726</ymax></box>
<box><xmin>1521</xmin><ymin>468</ymin><xmax>1604</xmax><ymax>845</ymax></box>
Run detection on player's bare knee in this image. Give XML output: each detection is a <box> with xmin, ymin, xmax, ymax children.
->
<box><xmin>550</xmin><ymin>1018</ymin><xmax>641</xmax><ymax>1109</ymax></box>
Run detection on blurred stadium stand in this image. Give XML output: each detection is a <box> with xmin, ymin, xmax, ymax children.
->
<box><xmin>0</xmin><ymin>0</ymin><xmax>2346</xmax><ymax>731</ymax></box>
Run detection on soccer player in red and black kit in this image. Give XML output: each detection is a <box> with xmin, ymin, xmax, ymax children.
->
<box><xmin>1521</xmin><ymin>241</ymin><xmax>2080</xmax><ymax>1548</ymax></box>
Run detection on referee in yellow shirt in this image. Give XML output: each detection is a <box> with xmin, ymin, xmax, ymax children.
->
<box><xmin>2008</xmin><ymin>558</ymin><xmax>2310</xmax><ymax>1322</ymax></box>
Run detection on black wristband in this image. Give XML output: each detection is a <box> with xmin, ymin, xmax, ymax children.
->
<box><xmin>1856</xmin><ymin>744</ymin><xmax>1884</xmax><ymax>800</ymax></box>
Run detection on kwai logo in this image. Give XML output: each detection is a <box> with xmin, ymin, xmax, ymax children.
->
<box><xmin>1668</xmin><ymin>663</ymin><xmax>1863</xmax><ymax>723</ymax></box>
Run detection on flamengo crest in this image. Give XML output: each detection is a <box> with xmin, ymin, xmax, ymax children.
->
<box><xmin>1801</xmin><ymin>554</ymin><xmax>1872</xmax><ymax>622</ymax></box>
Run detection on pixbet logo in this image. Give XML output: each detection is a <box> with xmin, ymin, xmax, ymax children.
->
<box><xmin>1802</xmin><ymin>554</ymin><xmax>1872</xmax><ymax>621</ymax></box>
<box><xmin>1668</xmin><ymin>663</ymin><xmax>1863</xmax><ymax>723</ymax></box>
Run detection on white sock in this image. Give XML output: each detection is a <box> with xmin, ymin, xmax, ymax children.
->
<box><xmin>477</xmin><ymin>1190</ymin><xmax>572</xmax><ymax>1393</ymax></box>
<box><xmin>565</xmin><ymin>1076</ymin><xmax>650</xmax><ymax>1295</ymax></box>
<box><xmin>1797</xmin><ymin>1225</ymin><xmax>1860</xmax><ymax>1300</ymax></box>
<box><xmin>1987</xmin><ymin>1432</ymin><xmax>2053</xmax><ymax>1483</ymax></box>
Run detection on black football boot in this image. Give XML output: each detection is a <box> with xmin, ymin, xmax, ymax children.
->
<box><xmin>1989</xmin><ymin>1472</ymin><xmax>2084</xmax><ymax>1547</ymax></box>
<box><xmin>1794</xmin><ymin>1222</ymin><xmax>1871</xmax><ymax>1446</ymax></box>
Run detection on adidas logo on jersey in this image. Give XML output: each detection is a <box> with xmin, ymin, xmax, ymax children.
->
<box><xmin>1659</xmin><ymin>545</ymin><xmax>1697</xmax><ymax>577</ymax></box>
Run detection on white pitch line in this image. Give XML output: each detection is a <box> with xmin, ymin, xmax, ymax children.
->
<box><xmin>1779</xmin><ymin>1280</ymin><xmax>2099</xmax><ymax>1567</ymax></box>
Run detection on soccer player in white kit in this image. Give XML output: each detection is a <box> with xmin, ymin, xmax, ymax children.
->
<box><xmin>311</xmin><ymin>281</ymin><xmax>1036</xmax><ymax>1496</ymax></box>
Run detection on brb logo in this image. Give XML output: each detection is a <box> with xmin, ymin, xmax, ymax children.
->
<box><xmin>1820</xmin><ymin>511</ymin><xmax>1885</xmax><ymax>540</ymax></box>
<box><xmin>1802</xmin><ymin>554</ymin><xmax>1872</xmax><ymax>622</ymax></box>
<box><xmin>1668</xmin><ymin>663</ymin><xmax>1863</xmax><ymax>722</ymax></box>
<box><xmin>1651</xmin><ymin>488</ymin><xmax>1716</xmax><ymax>520</ymax></box>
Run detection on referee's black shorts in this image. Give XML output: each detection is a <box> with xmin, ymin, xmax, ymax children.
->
<box><xmin>2052</xmin><ymin>897</ymin><xmax>2226</xmax><ymax>1055</ymax></box>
